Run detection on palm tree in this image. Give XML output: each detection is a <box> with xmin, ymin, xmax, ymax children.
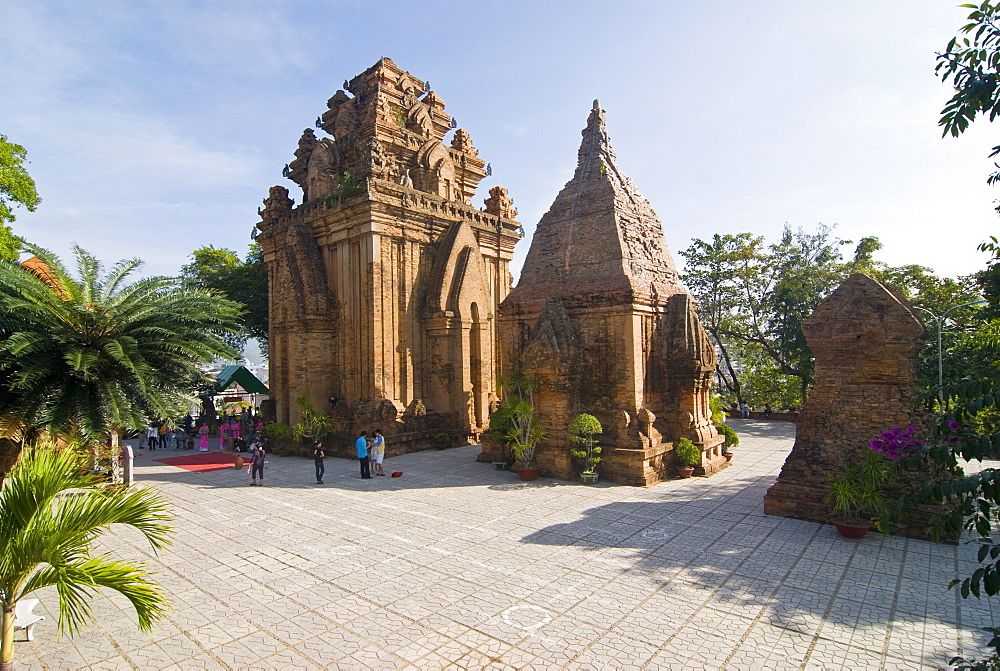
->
<box><xmin>0</xmin><ymin>245</ymin><xmax>242</xmax><ymax>478</ymax></box>
<box><xmin>0</xmin><ymin>446</ymin><xmax>173</xmax><ymax>670</ymax></box>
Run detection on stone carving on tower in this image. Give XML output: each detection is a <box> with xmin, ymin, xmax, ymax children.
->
<box><xmin>485</xmin><ymin>102</ymin><xmax>724</xmax><ymax>485</ymax></box>
<box><xmin>256</xmin><ymin>58</ymin><xmax>522</xmax><ymax>449</ymax></box>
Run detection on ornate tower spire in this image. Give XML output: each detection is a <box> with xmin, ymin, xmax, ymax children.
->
<box><xmin>514</xmin><ymin>102</ymin><xmax>682</xmax><ymax>305</ymax></box>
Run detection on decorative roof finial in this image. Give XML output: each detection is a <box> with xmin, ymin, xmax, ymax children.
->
<box><xmin>593</xmin><ymin>99</ymin><xmax>600</xmax><ymax>110</ymax></box>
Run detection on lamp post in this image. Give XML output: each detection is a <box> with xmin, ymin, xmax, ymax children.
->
<box><xmin>913</xmin><ymin>299</ymin><xmax>988</xmax><ymax>402</ymax></box>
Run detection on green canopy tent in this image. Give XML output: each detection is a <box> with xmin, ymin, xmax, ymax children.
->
<box><xmin>214</xmin><ymin>364</ymin><xmax>269</xmax><ymax>395</ymax></box>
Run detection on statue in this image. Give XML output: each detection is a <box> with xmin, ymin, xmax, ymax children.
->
<box><xmin>400</xmin><ymin>168</ymin><xmax>414</xmax><ymax>188</ymax></box>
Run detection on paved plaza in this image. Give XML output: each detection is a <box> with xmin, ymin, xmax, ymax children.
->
<box><xmin>12</xmin><ymin>421</ymin><xmax>998</xmax><ymax>669</ymax></box>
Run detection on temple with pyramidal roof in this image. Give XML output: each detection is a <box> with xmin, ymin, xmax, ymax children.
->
<box><xmin>485</xmin><ymin>101</ymin><xmax>725</xmax><ymax>485</ymax></box>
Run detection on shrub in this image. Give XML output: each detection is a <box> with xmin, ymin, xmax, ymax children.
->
<box><xmin>674</xmin><ymin>437</ymin><xmax>701</xmax><ymax>467</ymax></box>
<box><xmin>716</xmin><ymin>422</ymin><xmax>739</xmax><ymax>450</ymax></box>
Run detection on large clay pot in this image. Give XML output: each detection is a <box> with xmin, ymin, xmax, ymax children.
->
<box><xmin>514</xmin><ymin>467</ymin><xmax>539</xmax><ymax>481</ymax></box>
<box><xmin>234</xmin><ymin>454</ymin><xmax>244</xmax><ymax>469</ymax></box>
<box><xmin>832</xmin><ymin>520</ymin><xmax>870</xmax><ymax>539</ymax></box>
<box><xmin>580</xmin><ymin>471</ymin><xmax>599</xmax><ymax>485</ymax></box>
<box><xmin>677</xmin><ymin>467</ymin><xmax>695</xmax><ymax>478</ymax></box>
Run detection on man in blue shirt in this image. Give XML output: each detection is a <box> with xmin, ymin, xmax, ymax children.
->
<box><xmin>356</xmin><ymin>431</ymin><xmax>371</xmax><ymax>479</ymax></box>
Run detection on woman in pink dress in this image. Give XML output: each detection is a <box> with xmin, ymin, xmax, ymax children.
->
<box><xmin>218</xmin><ymin>422</ymin><xmax>228</xmax><ymax>451</ymax></box>
<box><xmin>198</xmin><ymin>424</ymin><xmax>210</xmax><ymax>452</ymax></box>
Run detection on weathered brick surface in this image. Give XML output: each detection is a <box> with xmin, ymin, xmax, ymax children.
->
<box><xmin>763</xmin><ymin>273</ymin><xmax>939</xmax><ymax>538</ymax></box>
<box><xmin>484</xmin><ymin>103</ymin><xmax>723</xmax><ymax>485</ymax></box>
<box><xmin>257</xmin><ymin>58</ymin><xmax>520</xmax><ymax>448</ymax></box>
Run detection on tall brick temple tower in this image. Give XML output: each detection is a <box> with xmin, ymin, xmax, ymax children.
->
<box><xmin>256</xmin><ymin>58</ymin><xmax>521</xmax><ymax>444</ymax></box>
<box><xmin>488</xmin><ymin>102</ymin><xmax>725</xmax><ymax>485</ymax></box>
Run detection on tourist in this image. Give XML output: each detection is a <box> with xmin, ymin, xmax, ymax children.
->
<box><xmin>356</xmin><ymin>431</ymin><xmax>371</xmax><ymax>479</ymax></box>
<box><xmin>740</xmin><ymin>402</ymin><xmax>750</xmax><ymax>419</ymax></box>
<box><xmin>764</xmin><ymin>403</ymin><xmax>773</xmax><ymax>419</ymax></box>
<box><xmin>371</xmin><ymin>429</ymin><xmax>385</xmax><ymax>476</ymax></box>
<box><xmin>173</xmin><ymin>425</ymin><xmax>186</xmax><ymax>450</ymax></box>
<box><xmin>147</xmin><ymin>423</ymin><xmax>158</xmax><ymax>451</ymax></box>
<box><xmin>198</xmin><ymin>424</ymin><xmax>210</xmax><ymax>452</ymax></box>
<box><xmin>157</xmin><ymin>420</ymin><xmax>170</xmax><ymax>449</ymax></box>
<box><xmin>313</xmin><ymin>440</ymin><xmax>325</xmax><ymax>484</ymax></box>
<box><xmin>250</xmin><ymin>443</ymin><xmax>266</xmax><ymax>486</ymax></box>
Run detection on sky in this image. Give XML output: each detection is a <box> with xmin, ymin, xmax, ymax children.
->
<box><xmin>1</xmin><ymin>0</ymin><xmax>997</xmax><ymax>286</ymax></box>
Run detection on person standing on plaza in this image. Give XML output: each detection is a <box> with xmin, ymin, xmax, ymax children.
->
<box><xmin>230</xmin><ymin>419</ymin><xmax>241</xmax><ymax>448</ymax></box>
<box><xmin>157</xmin><ymin>420</ymin><xmax>170</xmax><ymax>449</ymax></box>
<box><xmin>371</xmin><ymin>429</ymin><xmax>386</xmax><ymax>476</ymax></box>
<box><xmin>173</xmin><ymin>425</ymin><xmax>186</xmax><ymax>449</ymax></box>
<box><xmin>198</xmin><ymin>424</ymin><xmax>210</xmax><ymax>452</ymax></box>
<box><xmin>250</xmin><ymin>442</ymin><xmax>266</xmax><ymax>486</ymax></box>
<box><xmin>313</xmin><ymin>440</ymin><xmax>325</xmax><ymax>484</ymax></box>
<box><xmin>147</xmin><ymin>423</ymin><xmax>158</xmax><ymax>451</ymax></box>
<box><xmin>740</xmin><ymin>402</ymin><xmax>750</xmax><ymax>419</ymax></box>
<box><xmin>356</xmin><ymin>431</ymin><xmax>371</xmax><ymax>479</ymax></box>
<box><xmin>218</xmin><ymin>422</ymin><xmax>227</xmax><ymax>451</ymax></box>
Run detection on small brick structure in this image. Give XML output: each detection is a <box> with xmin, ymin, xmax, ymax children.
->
<box><xmin>482</xmin><ymin>102</ymin><xmax>724</xmax><ymax>485</ymax></box>
<box><xmin>763</xmin><ymin>273</ymin><xmax>944</xmax><ymax>539</ymax></box>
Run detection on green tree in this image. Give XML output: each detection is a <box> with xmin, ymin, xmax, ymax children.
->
<box><xmin>0</xmin><ymin>245</ymin><xmax>241</xmax><ymax>479</ymax></box>
<box><xmin>1</xmin><ymin>446</ymin><xmax>172</xmax><ymax>670</ymax></box>
<box><xmin>680</xmin><ymin>224</ymin><xmax>849</xmax><ymax>407</ymax></box>
<box><xmin>0</xmin><ymin>134</ymin><xmax>41</xmax><ymax>262</ymax></box>
<box><xmin>181</xmin><ymin>243</ymin><xmax>268</xmax><ymax>355</ymax></box>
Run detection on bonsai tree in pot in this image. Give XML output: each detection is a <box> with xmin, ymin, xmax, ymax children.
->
<box><xmin>494</xmin><ymin>372</ymin><xmax>545</xmax><ymax>480</ymax></box>
<box><xmin>824</xmin><ymin>450</ymin><xmax>890</xmax><ymax>539</ymax></box>
<box><xmin>674</xmin><ymin>437</ymin><xmax>701</xmax><ymax>478</ymax></box>
<box><xmin>569</xmin><ymin>413</ymin><xmax>603</xmax><ymax>484</ymax></box>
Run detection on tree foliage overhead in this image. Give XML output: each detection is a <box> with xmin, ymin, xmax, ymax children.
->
<box><xmin>0</xmin><ymin>244</ymin><xmax>242</xmax><ymax>448</ymax></box>
<box><xmin>0</xmin><ymin>133</ymin><xmax>41</xmax><ymax>261</ymax></box>
<box><xmin>181</xmin><ymin>243</ymin><xmax>267</xmax><ymax>355</ymax></box>
<box><xmin>907</xmin><ymin>2</ymin><xmax>1000</xmax><ymax>609</ymax></box>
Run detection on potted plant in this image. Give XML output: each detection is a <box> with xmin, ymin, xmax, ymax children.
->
<box><xmin>717</xmin><ymin>423</ymin><xmax>739</xmax><ymax>461</ymax></box>
<box><xmin>432</xmin><ymin>432</ymin><xmax>451</xmax><ymax>450</ymax></box>
<box><xmin>569</xmin><ymin>413</ymin><xmax>603</xmax><ymax>484</ymax></box>
<box><xmin>674</xmin><ymin>437</ymin><xmax>701</xmax><ymax>478</ymax></box>
<box><xmin>291</xmin><ymin>395</ymin><xmax>334</xmax><ymax>446</ymax></box>
<box><xmin>263</xmin><ymin>421</ymin><xmax>290</xmax><ymax>454</ymax></box>
<box><xmin>494</xmin><ymin>372</ymin><xmax>545</xmax><ymax>481</ymax></box>
<box><xmin>824</xmin><ymin>450</ymin><xmax>890</xmax><ymax>539</ymax></box>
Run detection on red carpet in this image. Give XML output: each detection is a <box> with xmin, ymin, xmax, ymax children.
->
<box><xmin>154</xmin><ymin>452</ymin><xmax>242</xmax><ymax>472</ymax></box>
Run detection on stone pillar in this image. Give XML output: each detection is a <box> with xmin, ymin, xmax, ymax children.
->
<box><xmin>763</xmin><ymin>273</ymin><xmax>929</xmax><ymax>534</ymax></box>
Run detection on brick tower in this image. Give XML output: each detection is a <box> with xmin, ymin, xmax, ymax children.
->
<box><xmin>256</xmin><ymin>58</ymin><xmax>521</xmax><ymax>446</ymax></box>
<box><xmin>490</xmin><ymin>101</ymin><xmax>725</xmax><ymax>485</ymax></box>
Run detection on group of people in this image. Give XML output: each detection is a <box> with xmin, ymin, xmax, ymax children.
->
<box><xmin>737</xmin><ymin>402</ymin><xmax>774</xmax><ymax>419</ymax></box>
<box><xmin>197</xmin><ymin>416</ymin><xmax>265</xmax><ymax>453</ymax></box>
<box><xmin>136</xmin><ymin>409</ymin><xmax>267</xmax><ymax>455</ymax></box>
<box><xmin>139</xmin><ymin>416</ymin><xmax>195</xmax><ymax>450</ymax></box>
<box><xmin>354</xmin><ymin>429</ymin><xmax>386</xmax><ymax>479</ymax></box>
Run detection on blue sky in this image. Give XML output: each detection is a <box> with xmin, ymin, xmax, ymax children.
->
<box><xmin>1</xmin><ymin>0</ymin><xmax>996</xmax><ymax>283</ymax></box>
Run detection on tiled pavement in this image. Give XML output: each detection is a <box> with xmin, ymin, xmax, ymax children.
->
<box><xmin>12</xmin><ymin>420</ymin><xmax>998</xmax><ymax>669</ymax></box>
